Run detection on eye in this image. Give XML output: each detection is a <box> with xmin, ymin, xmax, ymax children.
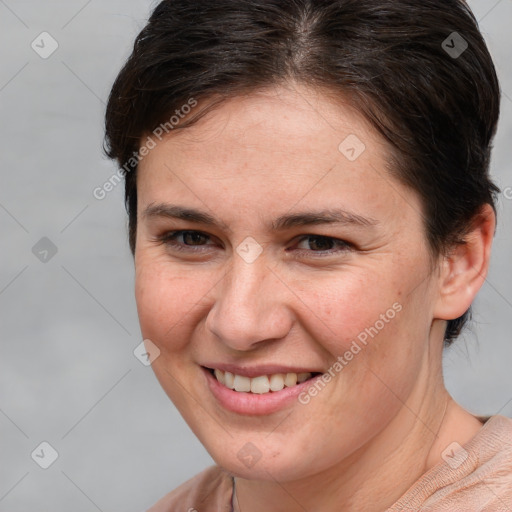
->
<box><xmin>156</xmin><ymin>230</ymin><xmax>217</xmax><ymax>252</ymax></box>
<box><xmin>154</xmin><ymin>230</ymin><xmax>352</xmax><ymax>258</ymax></box>
<box><xmin>292</xmin><ymin>235</ymin><xmax>352</xmax><ymax>257</ymax></box>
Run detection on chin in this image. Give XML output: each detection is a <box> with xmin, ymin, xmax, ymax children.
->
<box><xmin>201</xmin><ymin>433</ymin><xmax>326</xmax><ymax>482</ymax></box>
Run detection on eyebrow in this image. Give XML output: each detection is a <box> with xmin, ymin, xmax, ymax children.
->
<box><xmin>142</xmin><ymin>203</ymin><xmax>379</xmax><ymax>231</ymax></box>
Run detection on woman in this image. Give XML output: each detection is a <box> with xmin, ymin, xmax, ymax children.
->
<box><xmin>104</xmin><ymin>0</ymin><xmax>512</xmax><ymax>510</ymax></box>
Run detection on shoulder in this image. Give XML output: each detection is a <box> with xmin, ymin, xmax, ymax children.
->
<box><xmin>389</xmin><ymin>415</ymin><xmax>512</xmax><ymax>511</ymax></box>
<box><xmin>146</xmin><ymin>465</ymin><xmax>234</xmax><ymax>512</ymax></box>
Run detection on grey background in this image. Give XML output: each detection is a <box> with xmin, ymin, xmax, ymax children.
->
<box><xmin>0</xmin><ymin>1</ymin><xmax>510</xmax><ymax>510</ymax></box>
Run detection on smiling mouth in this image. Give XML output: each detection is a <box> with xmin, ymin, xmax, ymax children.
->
<box><xmin>204</xmin><ymin>367</ymin><xmax>322</xmax><ymax>394</ymax></box>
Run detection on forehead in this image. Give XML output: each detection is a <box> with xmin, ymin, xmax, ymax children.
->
<box><xmin>136</xmin><ymin>85</ymin><xmax>420</xmax><ymax>230</ymax></box>
<box><xmin>139</xmin><ymin>86</ymin><xmax>381</xmax><ymax>177</ymax></box>
<box><xmin>148</xmin><ymin>86</ymin><xmax>381</xmax><ymax>164</ymax></box>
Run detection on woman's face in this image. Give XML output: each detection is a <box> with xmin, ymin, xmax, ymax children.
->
<box><xmin>134</xmin><ymin>84</ymin><xmax>443</xmax><ymax>481</ymax></box>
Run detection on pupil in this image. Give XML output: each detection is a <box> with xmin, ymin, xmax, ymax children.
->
<box><xmin>185</xmin><ymin>232</ymin><xmax>204</xmax><ymax>245</ymax></box>
<box><xmin>310</xmin><ymin>236</ymin><xmax>333</xmax><ymax>251</ymax></box>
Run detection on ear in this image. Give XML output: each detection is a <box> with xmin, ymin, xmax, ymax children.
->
<box><xmin>434</xmin><ymin>204</ymin><xmax>496</xmax><ymax>321</ymax></box>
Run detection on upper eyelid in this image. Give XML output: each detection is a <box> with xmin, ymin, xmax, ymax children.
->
<box><xmin>166</xmin><ymin>230</ymin><xmax>217</xmax><ymax>243</ymax></box>
<box><xmin>159</xmin><ymin>230</ymin><xmax>350</xmax><ymax>249</ymax></box>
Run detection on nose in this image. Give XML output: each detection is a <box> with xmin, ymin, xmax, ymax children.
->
<box><xmin>204</xmin><ymin>254</ymin><xmax>294</xmax><ymax>352</ymax></box>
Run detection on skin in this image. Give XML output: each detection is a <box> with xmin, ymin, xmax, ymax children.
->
<box><xmin>134</xmin><ymin>83</ymin><xmax>495</xmax><ymax>512</ymax></box>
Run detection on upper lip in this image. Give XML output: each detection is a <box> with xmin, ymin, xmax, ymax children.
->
<box><xmin>201</xmin><ymin>363</ymin><xmax>323</xmax><ymax>378</ymax></box>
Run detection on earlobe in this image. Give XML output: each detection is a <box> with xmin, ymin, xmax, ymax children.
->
<box><xmin>434</xmin><ymin>204</ymin><xmax>496</xmax><ymax>321</ymax></box>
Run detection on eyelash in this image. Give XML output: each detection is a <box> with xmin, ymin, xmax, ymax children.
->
<box><xmin>155</xmin><ymin>230</ymin><xmax>353</xmax><ymax>258</ymax></box>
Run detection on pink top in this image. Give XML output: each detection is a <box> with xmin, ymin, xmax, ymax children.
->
<box><xmin>147</xmin><ymin>415</ymin><xmax>512</xmax><ymax>511</ymax></box>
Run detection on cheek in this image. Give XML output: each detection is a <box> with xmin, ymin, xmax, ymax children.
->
<box><xmin>286</xmin><ymin>268</ymin><xmax>404</xmax><ymax>355</ymax></box>
<box><xmin>134</xmin><ymin>259</ymin><xmax>216</xmax><ymax>352</ymax></box>
<box><xmin>288</xmin><ymin>264</ymin><xmax>428</xmax><ymax>399</ymax></box>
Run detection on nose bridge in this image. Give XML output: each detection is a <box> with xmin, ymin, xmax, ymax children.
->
<box><xmin>206</xmin><ymin>255</ymin><xmax>292</xmax><ymax>350</ymax></box>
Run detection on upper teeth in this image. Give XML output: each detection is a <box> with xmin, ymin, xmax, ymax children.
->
<box><xmin>213</xmin><ymin>369</ymin><xmax>312</xmax><ymax>394</ymax></box>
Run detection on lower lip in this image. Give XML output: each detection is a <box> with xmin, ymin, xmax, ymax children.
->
<box><xmin>201</xmin><ymin>366</ymin><xmax>321</xmax><ymax>415</ymax></box>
